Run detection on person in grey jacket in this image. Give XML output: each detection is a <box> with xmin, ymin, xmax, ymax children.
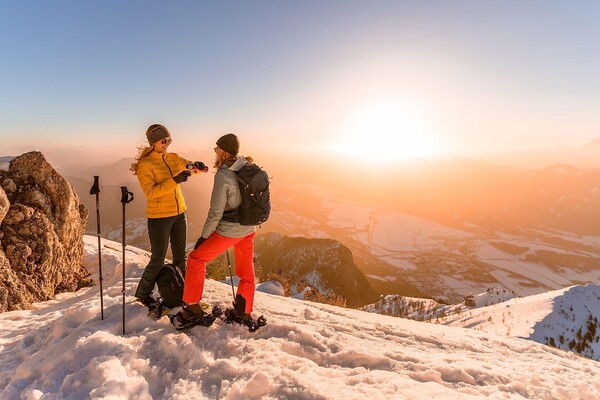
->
<box><xmin>173</xmin><ymin>133</ymin><xmax>257</xmax><ymax>326</ymax></box>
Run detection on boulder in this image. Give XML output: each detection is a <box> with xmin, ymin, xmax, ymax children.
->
<box><xmin>0</xmin><ymin>151</ymin><xmax>88</xmax><ymax>312</ymax></box>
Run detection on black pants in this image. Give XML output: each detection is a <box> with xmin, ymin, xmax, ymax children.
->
<box><xmin>134</xmin><ymin>212</ymin><xmax>187</xmax><ymax>300</ymax></box>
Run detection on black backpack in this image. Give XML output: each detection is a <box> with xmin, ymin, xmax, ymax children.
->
<box><xmin>156</xmin><ymin>263</ymin><xmax>185</xmax><ymax>308</ymax></box>
<box><xmin>223</xmin><ymin>163</ymin><xmax>271</xmax><ymax>226</ymax></box>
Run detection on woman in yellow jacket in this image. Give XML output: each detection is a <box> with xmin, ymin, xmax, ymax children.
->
<box><xmin>130</xmin><ymin>124</ymin><xmax>207</xmax><ymax>310</ymax></box>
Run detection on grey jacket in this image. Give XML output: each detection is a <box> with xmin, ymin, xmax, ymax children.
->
<box><xmin>201</xmin><ymin>157</ymin><xmax>256</xmax><ymax>239</ymax></box>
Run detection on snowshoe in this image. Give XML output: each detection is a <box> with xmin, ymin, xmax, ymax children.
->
<box><xmin>222</xmin><ymin>307</ymin><xmax>267</xmax><ymax>332</ymax></box>
<box><xmin>135</xmin><ymin>296</ymin><xmax>169</xmax><ymax>321</ymax></box>
<box><xmin>220</xmin><ymin>294</ymin><xmax>267</xmax><ymax>332</ymax></box>
<box><xmin>170</xmin><ymin>302</ymin><xmax>223</xmax><ymax>331</ymax></box>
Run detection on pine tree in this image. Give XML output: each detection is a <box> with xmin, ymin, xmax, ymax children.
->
<box><xmin>464</xmin><ymin>293</ymin><xmax>476</xmax><ymax>308</ymax></box>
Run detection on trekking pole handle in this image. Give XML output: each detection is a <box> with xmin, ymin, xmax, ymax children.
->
<box><xmin>90</xmin><ymin>176</ymin><xmax>100</xmax><ymax>195</ymax></box>
<box><xmin>120</xmin><ymin>186</ymin><xmax>134</xmax><ymax>204</ymax></box>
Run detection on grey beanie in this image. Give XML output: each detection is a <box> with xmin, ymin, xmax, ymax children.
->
<box><xmin>146</xmin><ymin>124</ymin><xmax>171</xmax><ymax>145</ymax></box>
<box><xmin>216</xmin><ymin>133</ymin><xmax>240</xmax><ymax>156</ymax></box>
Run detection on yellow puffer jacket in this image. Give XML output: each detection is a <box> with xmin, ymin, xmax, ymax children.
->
<box><xmin>136</xmin><ymin>151</ymin><xmax>190</xmax><ymax>218</ymax></box>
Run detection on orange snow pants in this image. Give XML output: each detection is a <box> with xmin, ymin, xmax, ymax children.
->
<box><xmin>183</xmin><ymin>232</ymin><xmax>256</xmax><ymax>313</ymax></box>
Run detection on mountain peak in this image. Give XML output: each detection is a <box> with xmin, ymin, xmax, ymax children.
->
<box><xmin>255</xmin><ymin>232</ymin><xmax>378</xmax><ymax>307</ymax></box>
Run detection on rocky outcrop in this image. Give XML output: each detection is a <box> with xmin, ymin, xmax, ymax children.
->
<box><xmin>255</xmin><ymin>232</ymin><xmax>378</xmax><ymax>308</ymax></box>
<box><xmin>0</xmin><ymin>152</ymin><xmax>89</xmax><ymax>312</ymax></box>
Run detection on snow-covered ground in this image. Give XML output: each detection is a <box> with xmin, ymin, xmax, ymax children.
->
<box><xmin>439</xmin><ymin>285</ymin><xmax>600</xmax><ymax>361</ymax></box>
<box><xmin>362</xmin><ymin>284</ymin><xmax>600</xmax><ymax>364</ymax></box>
<box><xmin>1</xmin><ymin>236</ymin><xmax>599</xmax><ymax>399</ymax></box>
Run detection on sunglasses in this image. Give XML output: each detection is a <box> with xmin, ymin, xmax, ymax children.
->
<box><xmin>161</xmin><ymin>138</ymin><xmax>172</xmax><ymax>145</ymax></box>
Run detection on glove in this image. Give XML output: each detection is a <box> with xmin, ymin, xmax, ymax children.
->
<box><xmin>194</xmin><ymin>161</ymin><xmax>208</xmax><ymax>172</ymax></box>
<box><xmin>194</xmin><ymin>236</ymin><xmax>207</xmax><ymax>249</ymax></box>
<box><xmin>173</xmin><ymin>170</ymin><xmax>192</xmax><ymax>184</ymax></box>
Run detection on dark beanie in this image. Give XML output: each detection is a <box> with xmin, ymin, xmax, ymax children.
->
<box><xmin>146</xmin><ymin>124</ymin><xmax>171</xmax><ymax>145</ymax></box>
<box><xmin>216</xmin><ymin>133</ymin><xmax>240</xmax><ymax>156</ymax></box>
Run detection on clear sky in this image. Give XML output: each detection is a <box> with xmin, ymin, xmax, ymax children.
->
<box><xmin>1</xmin><ymin>1</ymin><xmax>599</xmax><ymax>161</ymax></box>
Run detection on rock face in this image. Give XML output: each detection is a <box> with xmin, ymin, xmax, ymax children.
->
<box><xmin>255</xmin><ymin>232</ymin><xmax>378</xmax><ymax>308</ymax></box>
<box><xmin>0</xmin><ymin>152</ymin><xmax>89</xmax><ymax>312</ymax></box>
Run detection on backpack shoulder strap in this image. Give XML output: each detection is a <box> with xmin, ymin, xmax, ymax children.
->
<box><xmin>235</xmin><ymin>174</ymin><xmax>249</xmax><ymax>189</ymax></box>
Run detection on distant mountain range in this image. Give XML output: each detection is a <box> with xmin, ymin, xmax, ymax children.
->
<box><xmin>487</xmin><ymin>137</ymin><xmax>600</xmax><ymax>169</ymax></box>
<box><xmin>0</xmin><ymin>156</ymin><xmax>15</xmax><ymax>171</ymax></box>
<box><xmin>306</xmin><ymin>157</ymin><xmax>600</xmax><ymax>236</ymax></box>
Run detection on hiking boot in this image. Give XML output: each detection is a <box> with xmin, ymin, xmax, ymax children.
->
<box><xmin>224</xmin><ymin>306</ymin><xmax>251</xmax><ymax>322</ymax></box>
<box><xmin>136</xmin><ymin>296</ymin><xmax>160</xmax><ymax>311</ymax></box>
<box><xmin>225</xmin><ymin>294</ymin><xmax>251</xmax><ymax>321</ymax></box>
<box><xmin>181</xmin><ymin>302</ymin><xmax>206</xmax><ymax>319</ymax></box>
<box><xmin>171</xmin><ymin>302</ymin><xmax>209</xmax><ymax>330</ymax></box>
<box><xmin>136</xmin><ymin>296</ymin><xmax>168</xmax><ymax>320</ymax></box>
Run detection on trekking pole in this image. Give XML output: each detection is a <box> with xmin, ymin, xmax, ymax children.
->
<box><xmin>120</xmin><ymin>186</ymin><xmax>134</xmax><ymax>335</ymax></box>
<box><xmin>225</xmin><ymin>250</ymin><xmax>236</xmax><ymax>302</ymax></box>
<box><xmin>89</xmin><ymin>176</ymin><xmax>104</xmax><ymax>320</ymax></box>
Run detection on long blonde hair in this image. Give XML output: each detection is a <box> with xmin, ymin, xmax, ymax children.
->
<box><xmin>130</xmin><ymin>145</ymin><xmax>154</xmax><ymax>175</ymax></box>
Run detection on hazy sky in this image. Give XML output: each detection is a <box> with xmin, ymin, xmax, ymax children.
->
<box><xmin>1</xmin><ymin>1</ymin><xmax>599</xmax><ymax>161</ymax></box>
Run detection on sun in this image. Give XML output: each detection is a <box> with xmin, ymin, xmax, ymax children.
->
<box><xmin>335</xmin><ymin>100</ymin><xmax>440</xmax><ymax>162</ymax></box>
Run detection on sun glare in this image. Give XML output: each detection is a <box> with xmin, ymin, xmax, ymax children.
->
<box><xmin>335</xmin><ymin>100</ymin><xmax>440</xmax><ymax>163</ymax></box>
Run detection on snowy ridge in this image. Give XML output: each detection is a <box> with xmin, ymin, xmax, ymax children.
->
<box><xmin>0</xmin><ymin>236</ymin><xmax>598</xmax><ymax>399</ymax></box>
<box><xmin>361</xmin><ymin>295</ymin><xmax>439</xmax><ymax>320</ymax></box>
<box><xmin>437</xmin><ymin>287</ymin><xmax>518</xmax><ymax>320</ymax></box>
<box><xmin>364</xmin><ymin>285</ymin><xmax>600</xmax><ymax>362</ymax></box>
<box><xmin>439</xmin><ymin>285</ymin><xmax>600</xmax><ymax>361</ymax></box>
<box><xmin>362</xmin><ymin>287</ymin><xmax>516</xmax><ymax>321</ymax></box>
